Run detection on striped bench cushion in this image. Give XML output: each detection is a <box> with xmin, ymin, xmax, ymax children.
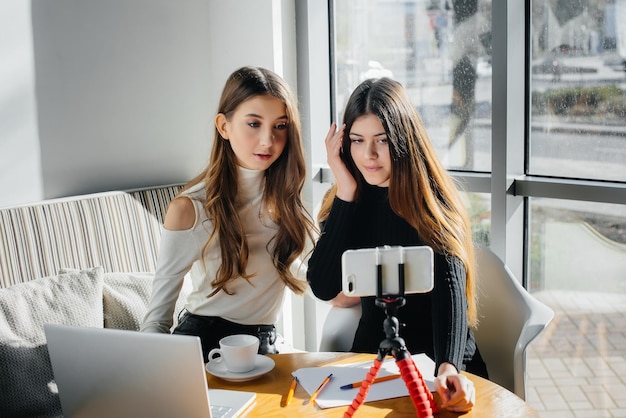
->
<box><xmin>0</xmin><ymin>184</ymin><xmax>184</xmax><ymax>288</ymax></box>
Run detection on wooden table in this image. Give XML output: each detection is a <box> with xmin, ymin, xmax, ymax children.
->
<box><xmin>206</xmin><ymin>352</ymin><xmax>538</xmax><ymax>417</ymax></box>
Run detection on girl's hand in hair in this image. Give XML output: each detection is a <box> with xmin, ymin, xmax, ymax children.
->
<box><xmin>325</xmin><ymin>123</ymin><xmax>356</xmax><ymax>202</ymax></box>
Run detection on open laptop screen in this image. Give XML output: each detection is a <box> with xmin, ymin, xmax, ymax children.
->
<box><xmin>44</xmin><ymin>324</ymin><xmax>254</xmax><ymax>418</ymax></box>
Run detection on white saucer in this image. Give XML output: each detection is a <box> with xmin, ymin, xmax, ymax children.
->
<box><xmin>206</xmin><ymin>354</ymin><xmax>275</xmax><ymax>382</ymax></box>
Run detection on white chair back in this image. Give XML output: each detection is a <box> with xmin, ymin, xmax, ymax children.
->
<box><xmin>474</xmin><ymin>246</ymin><xmax>554</xmax><ymax>399</ymax></box>
<box><xmin>318</xmin><ymin>304</ymin><xmax>361</xmax><ymax>352</ymax></box>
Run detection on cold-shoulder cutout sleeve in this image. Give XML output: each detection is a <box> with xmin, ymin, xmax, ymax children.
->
<box><xmin>164</xmin><ymin>196</ymin><xmax>196</xmax><ymax>231</ymax></box>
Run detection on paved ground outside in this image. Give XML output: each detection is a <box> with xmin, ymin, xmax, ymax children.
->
<box><xmin>526</xmin><ymin>290</ymin><xmax>626</xmax><ymax>417</ymax></box>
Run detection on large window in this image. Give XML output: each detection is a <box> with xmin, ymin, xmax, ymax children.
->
<box><xmin>326</xmin><ymin>0</ymin><xmax>626</xmax><ymax>415</ymax></box>
<box><xmin>530</xmin><ymin>0</ymin><xmax>626</xmax><ymax>182</ymax></box>
<box><xmin>333</xmin><ymin>0</ymin><xmax>492</xmax><ymax>172</ymax></box>
<box><xmin>529</xmin><ymin>198</ymin><xmax>626</xmax><ymax>293</ymax></box>
<box><xmin>526</xmin><ymin>0</ymin><xmax>626</xmax><ymax>295</ymax></box>
<box><xmin>524</xmin><ymin>4</ymin><xmax>626</xmax><ymax>413</ymax></box>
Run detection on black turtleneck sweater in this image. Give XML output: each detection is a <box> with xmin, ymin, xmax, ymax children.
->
<box><xmin>307</xmin><ymin>184</ymin><xmax>487</xmax><ymax>376</ymax></box>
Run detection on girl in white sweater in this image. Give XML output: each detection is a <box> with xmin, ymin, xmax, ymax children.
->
<box><xmin>141</xmin><ymin>67</ymin><xmax>315</xmax><ymax>359</ymax></box>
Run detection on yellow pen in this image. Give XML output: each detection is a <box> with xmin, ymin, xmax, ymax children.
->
<box><xmin>284</xmin><ymin>375</ymin><xmax>298</xmax><ymax>406</ymax></box>
<box><xmin>307</xmin><ymin>373</ymin><xmax>333</xmax><ymax>405</ymax></box>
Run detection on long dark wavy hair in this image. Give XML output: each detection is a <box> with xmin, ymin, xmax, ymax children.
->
<box><xmin>183</xmin><ymin>66</ymin><xmax>315</xmax><ymax>297</ymax></box>
<box><xmin>318</xmin><ymin>77</ymin><xmax>478</xmax><ymax>327</ymax></box>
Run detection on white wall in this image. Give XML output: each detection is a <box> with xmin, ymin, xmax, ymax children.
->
<box><xmin>0</xmin><ymin>0</ymin><xmax>314</xmax><ymax>351</ymax></box>
<box><xmin>0</xmin><ymin>0</ymin><xmax>297</xmax><ymax>207</ymax></box>
<box><xmin>31</xmin><ymin>0</ymin><xmax>214</xmax><ymax>200</ymax></box>
<box><xmin>0</xmin><ymin>2</ymin><xmax>42</xmax><ymax>206</ymax></box>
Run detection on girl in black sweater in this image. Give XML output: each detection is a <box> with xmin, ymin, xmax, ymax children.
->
<box><xmin>307</xmin><ymin>77</ymin><xmax>487</xmax><ymax>413</ymax></box>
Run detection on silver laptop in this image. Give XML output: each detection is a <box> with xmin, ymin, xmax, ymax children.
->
<box><xmin>44</xmin><ymin>324</ymin><xmax>256</xmax><ymax>418</ymax></box>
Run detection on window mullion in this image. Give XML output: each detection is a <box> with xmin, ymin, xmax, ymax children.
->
<box><xmin>491</xmin><ymin>0</ymin><xmax>527</xmax><ymax>280</ymax></box>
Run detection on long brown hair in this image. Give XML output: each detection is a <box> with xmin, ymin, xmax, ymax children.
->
<box><xmin>318</xmin><ymin>78</ymin><xmax>478</xmax><ymax>327</ymax></box>
<box><xmin>184</xmin><ymin>66</ymin><xmax>315</xmax><ymax>296</ymax></box>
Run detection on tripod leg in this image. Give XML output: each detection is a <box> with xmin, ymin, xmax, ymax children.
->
<box><xmin>396</xmin><ymin>354</ymin><xmax>439</xmax><ymax>417</ymax></box>
<box><xmin>343</xmin><ymin>358</ymin><xmax>383</xmax><ymax>418</ymax></box>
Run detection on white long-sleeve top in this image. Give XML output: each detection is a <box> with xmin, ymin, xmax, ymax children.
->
<box><xmin>141</xmin><ymin>167</ymin><xmax>293</xmax><ymax>333</ymax></box>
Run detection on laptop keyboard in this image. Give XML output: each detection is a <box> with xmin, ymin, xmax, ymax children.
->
<box><xmin>210</xmin><ymin>404</ymin><xmax>234</xmax><ymax>418</ymax></box>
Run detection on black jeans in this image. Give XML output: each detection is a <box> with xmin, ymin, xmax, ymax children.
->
<box><xmin>173</xmin><ymin>312</ymin><xmax>278</xmax><ymax>362</ymax></box>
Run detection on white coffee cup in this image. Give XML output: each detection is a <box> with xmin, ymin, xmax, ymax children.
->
<box><xmin>207</xmin><ymin>334</ymin><xmax>259</xmax><ymax>373</ymax></box>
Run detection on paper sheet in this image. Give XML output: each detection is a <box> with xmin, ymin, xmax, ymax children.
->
<box><xmin>292</xmin><ymin>353</ymin><xmax>436</xmax><ymax>409</ymax></box>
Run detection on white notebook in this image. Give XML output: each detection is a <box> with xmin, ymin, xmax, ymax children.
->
<box><xmin>293</xmin><ymin>353</ymin><xmax>436</xmax><ymax>409</ymax></box>
<box><xmin>44</xmin><ymin>324</ymin><xmax>255</xmax><ymax>418</ymax></box>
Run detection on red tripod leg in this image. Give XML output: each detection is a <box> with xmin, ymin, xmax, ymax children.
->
<box><xmin>343</xmin><ymin>358</ymin><xmax>383</xmax><ymax>418</ymax></box>
<box><xmin>396</xmin><ymin>356</ymin><xmax>439</xmax><ymax>417</ymax></box>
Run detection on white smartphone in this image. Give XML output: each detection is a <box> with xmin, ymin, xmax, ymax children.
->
<box><xmin>341</xmin><ymin>246</ymin><xmax>434</xmax><ymax>297</ymax></box>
